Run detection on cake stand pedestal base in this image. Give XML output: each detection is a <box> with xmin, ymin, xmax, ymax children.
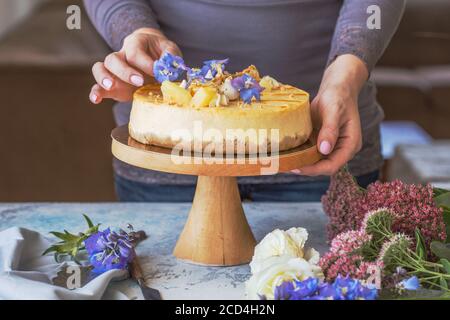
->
<box><xmin>173</xmin><ymin>176</ymin><xmax>256</xmax><ymax>266</ymax></box>
<box><xmin>111</xmin><ymin>125</ymin><xmax>321</xmax><ymax>266</ymax></box>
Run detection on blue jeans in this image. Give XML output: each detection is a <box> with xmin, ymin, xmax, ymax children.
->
<box><xmin>114</xmin><ymin>171</ymin><xmax>379</xmax><ymax>202</ymax></box>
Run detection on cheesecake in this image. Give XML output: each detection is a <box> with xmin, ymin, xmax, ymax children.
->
<box><xmin>128</xmin><ymin>55</ymin><xmax>312</xmax><ymax>155</ymax></box>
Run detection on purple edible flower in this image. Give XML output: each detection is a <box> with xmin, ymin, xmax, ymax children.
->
<box><xmin>201</xmin><ymin>58</ymin><xmax>229</xmax><ymax>80</ymax></box>
<box><xmin>186</xmin><ymin>58</ymin><xmax>229</xmax><ymax>84</ymax></box>
<box><xmin>231</xmin><ymin>74</ymin><xmax>264</xmax><ymax>104</ymax></box>
<box><xmin>398</xmin><ymin>276</ymin><xmax>420</xmax><ymax>291</ymax></box>
<box><xmin>153</xmin><ymin>52</ymin><xmax>186</xmax><ymax>83</ymax></box>
<box><xmin>318</xmin><ymin>282</ymin><xmax>344</xmax><ymax>300</ymax></box>
<box><xmin>331</xmin><ymin>274</ymin><xmax>361</xmax><ymax>300</ymax></box>
<box><xmin>274</xmin><ymin>281</ymin><xmax>295</xmax><ymax>300</ymax></box>
<box><xmin>355</xmin><ymin>282</ymin><xmax>379</xmax><ymax>300</ymax></box>
<box><xmin>267</xmin><ymin>275</ymin><xmax>378</xmax><ymax>300</ymax></box>
<box><xmin>325</xmin><ymin>275</ymin><xmax>378</xmax><ymax>300</ymax></box>
<box><xmin>187</xmin><ymin>67</ymin><xmax>206</xmax><ymax>83</ymax></box>
<box><xmin>326</xmin><ymin>275</ymin><xmax>378</xmax><ymax>300</ymax></box>
<box><xmin>84</xmin><ymin>228</ymin><xmax>135</xmax><ymax>274</ymax></box>
<box><xmin>289</xmin><ymin>277</ymin><xmax>321</xmax><ymax>300</ymax></box>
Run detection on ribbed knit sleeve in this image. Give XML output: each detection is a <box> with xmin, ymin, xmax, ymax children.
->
<box><xmin>83</xmin><ymin>0</ymin><xmax>160</xmax><ymax>51</ymax></box>
<box><xmin>328</xmin><ymin>0</ymin><xmax>406</xmax><ymax>72</ymax></box>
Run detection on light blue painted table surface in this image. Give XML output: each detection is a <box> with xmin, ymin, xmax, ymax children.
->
<box><xmin>0</xmin><ymin>202</ymin><xmax>328</xmax><ymax>300</ymax></box>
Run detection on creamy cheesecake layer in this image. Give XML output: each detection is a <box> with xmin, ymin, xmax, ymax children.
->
<box><xmin>129</xmin><ymin>83</ymin><xmax>312</xmax><ymax>154</ymax></box>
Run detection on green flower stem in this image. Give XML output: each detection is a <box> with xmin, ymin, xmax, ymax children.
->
<box><xmin>420</xmin><ymin>280</ymin><xmax>449</xmax><ymax>292</ymax></box>
<box><xmin>418</xmin><ymin>275</ymin><xmax>441</xmax><ymax>281</ymax></box>
<box><xmin>407</xmin><ymin>251</ymin><xmax>448</xmax><ymax>275</ymax></box>
<box><xmin>390</xmin><ymin>250</ymin><xmax>450</xmax><ymax>291</ymax></box>
<box><xmin>363</xmin><ymin>209</ymin><xmax>450</xmax><ymax>292</ymax></box>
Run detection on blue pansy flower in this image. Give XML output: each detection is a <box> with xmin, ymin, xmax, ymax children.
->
<box><xmin>399</xmin><ymin>276</ymin><xmax>420</xmax><ymax>291</ymax></box>
<box><xmin>84</xmin><ymin>228</ymin><xmax>135</xmax><ymax>274</ymax></box>
<box><xmin>200</xmin><ymin>58</ymin><xmax>229</xmax><ymax>80</ymax></box>
<box><xmin>153</xmin><ymin>52</ymin><xmax>186</xmax><ymax>83</ymax></box>
<box><xmin>231</xmin><ymin>74</ymin><xmax>264</xmax><ymax>104</ymax></box>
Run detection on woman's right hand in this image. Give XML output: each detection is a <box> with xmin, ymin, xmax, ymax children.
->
<box><xmin>89</xmin><ymin>28</ymin><xmax>182</xmax><ymax>104</ymax></box>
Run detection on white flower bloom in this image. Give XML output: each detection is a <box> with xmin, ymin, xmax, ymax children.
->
<box><xmin>286</xmin><ymin>227</ymin><xmax>309</xmax><ymax>249</ymax></box>
<box><xmin>304</xmin><ymin>247</ymin><xmax>320</xmax><ymax>265</ymax></box>
<box><xmin>249</xmin><ymin>227</ymin><xmax>310</xmax><ymax>274</ymax></box>
<box><xmin>245</xmin><ymin>255</ymin><xmax>323</xmax><ymax>300</ymax></box>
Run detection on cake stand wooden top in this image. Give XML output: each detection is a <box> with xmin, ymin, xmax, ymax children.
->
<box><xmin>111</xmin><ymin>125</ymin><xmax>321</xmax><ymax>177</ymax></box>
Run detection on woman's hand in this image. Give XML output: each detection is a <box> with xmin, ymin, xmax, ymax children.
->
<box><xmin>292</xmin><ymin>54</ymin><xmax>368</xmax><ymax>176</ymax></box>
<box><xmin>89</xmin><ymin>28</ymin><xmax>182</xmax><ymax>104</ymax></box>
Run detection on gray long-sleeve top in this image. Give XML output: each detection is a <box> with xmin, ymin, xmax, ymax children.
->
<box><xmin>84</xmin><ymin>0</ymin><xmax>406</xmax><ymax>185</ymax></box>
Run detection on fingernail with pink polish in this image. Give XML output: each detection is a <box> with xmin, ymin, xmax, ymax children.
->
<box><xmin>130</xmin><ymin>75</ymin><xmax>144</xmax><ymax>86</ymax></box>
<box><xmin>291</xmin><ymin>169</ymin><xmax>301</xmax><ymax>174</ymax></box>
<box><xmin>319</xmin><ymin>141</ymin><xmax>332</xmax><ymax>155</ymax></box>
<box><xmin>102</xmin><ymin>78</ymin><xmax>113</xmax><ymax>90</ymax></box>
<box><xmin>90</xmin><ymin>93</ymin><xmax>98</xmax><ymax>103</ymax></box>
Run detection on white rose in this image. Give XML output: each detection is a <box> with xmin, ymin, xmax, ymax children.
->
<box><xmin>286</xmin><ymin>227</ymin><xmax>309</xmax><ymax>249</ymax></box>
<box><xmin>304</xmin><ymin>247</ymin><xmax>320</xmax><ymax>265</ymax></box>
<box><xmin>249</xmin><ymin>228</ymin><xmax>310</xmax><ymax>274</ymax></box>
<box><xmin>245</xmin><ymin>256</ymin><xmax>323</xmax><ymax>300</ymax></box>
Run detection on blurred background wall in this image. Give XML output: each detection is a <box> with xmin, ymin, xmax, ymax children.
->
<box><xmin>0</xmin><ymin>0</ymin><xmax>46</xmax><ymax>37</ymax></box>
<box><xmin>0</xmin><ymin>0</ymin><xmax>115</xmax><ymax>201</ymax></box>
<box><xmin>0</xmin><ymin>0</ymin><xmax>449</xmax><ymax>201</ymax></box>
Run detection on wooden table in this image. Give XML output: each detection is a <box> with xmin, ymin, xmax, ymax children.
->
<box><xmin>0</xmin><ymin>202</ymin><xmax>328</xmax><ymax>300</ymax></box>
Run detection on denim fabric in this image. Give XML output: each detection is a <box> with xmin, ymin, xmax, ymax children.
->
<box><xmin>114</xmin><ymin>171</ymin><xmax>379</xmax><ymax>202</ymax></box>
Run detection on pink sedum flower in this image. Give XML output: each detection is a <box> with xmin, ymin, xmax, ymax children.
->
<box><xmin>361</xmin><ymin>180</ymin><xmax>446</xmax><ymax>247</ymax></box>
<box><xmin>321</xmin><ymin>169</ymin><xmax>366</xmax><ymax>240</ymax></box>
<box><xmin>319</xmin><ymin>230</ymin><xmax>374</xmax><ymax>281</ymax></box>
<box><xmin>321</xmin><ymin>169</ymin><xmax>446</xmax><ymax>249</ymax></box>
<box><xmin>329</xmin><ymin>230</ymin><xmax>371</xmax><ymax>255</ymax></box>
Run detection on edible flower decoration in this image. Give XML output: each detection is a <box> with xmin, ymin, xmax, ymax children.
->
<box><xmin>44</xmin><ymin>215</ymin><xmax>145</xmax><ymax>275</ymax></box>
<box><xmin>201</xmin><ymin>58</ymin><xmax>229</xmax><ymax>80</ymax></box>
<box><xmin>154</xmin><ymin>54</ymin><xmax>269</xmax><ymax>106</ymax></box>
<box><xmin>231</xmin><ymin>74</ymin><xmax>264</xmax><ymax>104</ymax></box>
<box><xmin>85</xmin><ymin>227</ymin><xmax>136</xmax><ymax>274</ymax></box>
<box><xmin>153</xmin><ymin>52</ymin><xmax>187</xmax><ymax>83</ymax></box>
<box><xmin>186</xmin><ymin>67</ymin><xmax>206</xmax><ymax>83</ymax></box>
<box><xmin>270</xmin><ymin>275</ymin><xmax>378</xmax><ymax>300</ymax></box>
<box><xmin>186</xmin><ymin>58</ymin><xmax>229</xmax><ymax>84</ymax></box>
<box><xmin>397</xmin><ymin>276</ymin><xmax>420</xmax><ymax>291</ymax></box>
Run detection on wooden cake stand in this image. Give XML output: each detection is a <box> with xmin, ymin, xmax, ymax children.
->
<box><xmin>111</xmin><ymin>125</ymin><xmax>321</xmax><ymax>266</ymax></box>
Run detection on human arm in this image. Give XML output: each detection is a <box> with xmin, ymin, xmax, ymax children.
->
<box><xmin>294</xmin><ymin>0</ymin><xmax>406</xmax><ymax>176</ymax></box>
<box><xmin>83</xmin><ymin>0</ymin><xmax>181</xmax><ymax>103</ymax></box>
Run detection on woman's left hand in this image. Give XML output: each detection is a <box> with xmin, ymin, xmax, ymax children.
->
<box><xmin>292</xmin><ymin>54</ymin><xmax>368</xmax><ymax>176</ymax></box>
